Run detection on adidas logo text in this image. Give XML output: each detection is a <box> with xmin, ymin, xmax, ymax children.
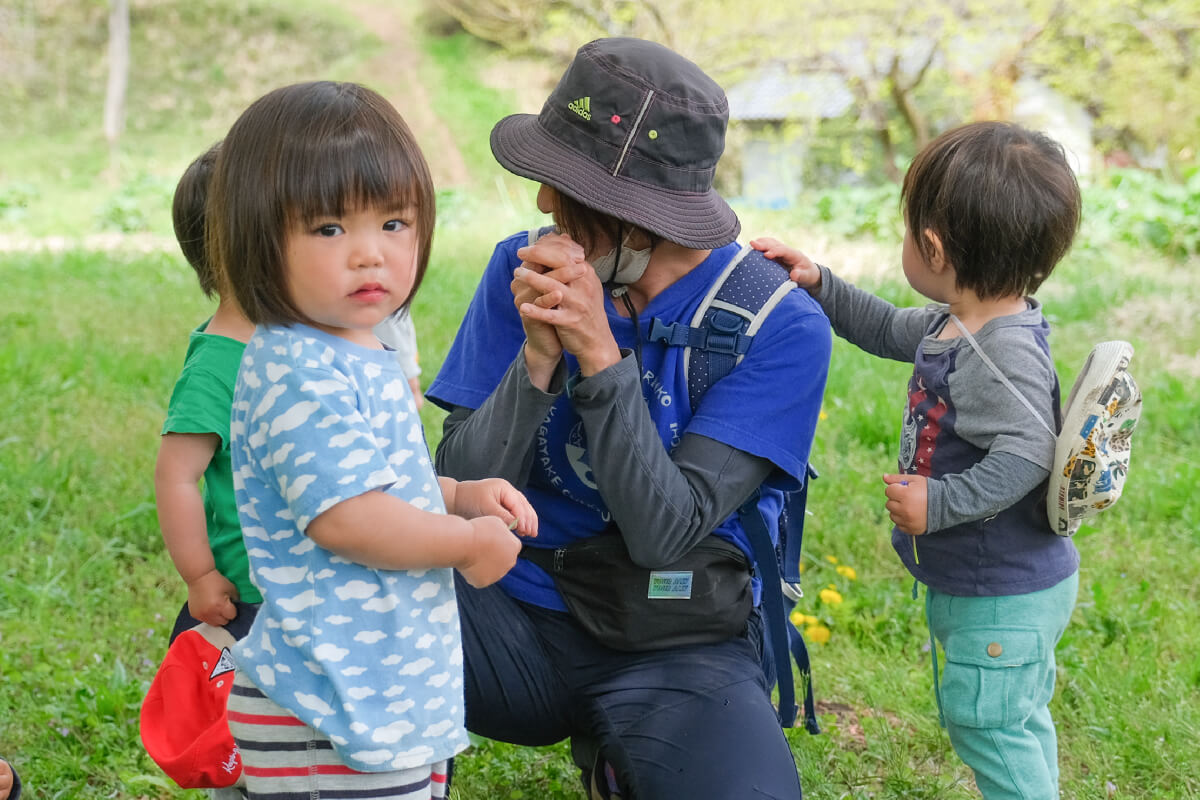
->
<box><xmin>568</xmin><ymin>96</ymin><xmax>591</xmax><ymax>120</ymax></box>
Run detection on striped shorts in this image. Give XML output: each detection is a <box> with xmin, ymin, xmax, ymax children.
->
<box><xmin>227</xmin><ymin>671</ymin><xmax>449</xmax><ymax>799</ymax></box>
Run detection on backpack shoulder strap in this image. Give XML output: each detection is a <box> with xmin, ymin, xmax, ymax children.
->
<box><xmin>648</xmin><ymin>243</ymin><xmax>820</xmax><ymax>732</ymax></box>
<box><xmin>648</xmin><ymin>245</ymin><xmax>795</xmax><ymax>412</ymax></box>
<box><xmin>740</xmin><ymin>485</ymin><xmax>820</xmax><ymax>733</ymax></box>
<box><xmin>949</xmin><ymin>314</ymin><xmax>1055</xmax><ymax>436</ymax></box>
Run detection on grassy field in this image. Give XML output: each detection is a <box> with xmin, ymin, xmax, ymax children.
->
<box><xmin>2</xmin><ymin>1</ymin><xmax>1199</xmax><ymax>798</ymax></box>
<box><xmin>1</xmin><ymin>214</ymin><xmax>1198</xmax><ymax>799</ymax></box>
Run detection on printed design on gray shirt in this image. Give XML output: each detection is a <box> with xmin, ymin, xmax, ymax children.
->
<box><xmin>565</xmin><ymin>420</ymin><xmax>597</xmax><ymax>489</ymax></box>
<box><xmin>535</xmin><ymin>403</ymin><xmax>607</xmax><ymax>519</ymax></box>
<box><xmin>900</xmin><ymin>375</ymin><xmax>949</xmax><ymax>474</ymax></box>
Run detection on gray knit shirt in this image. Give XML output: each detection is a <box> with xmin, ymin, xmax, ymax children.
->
<box><xmin>813</xmin><ymin>267</ymin><xmax>1079</xmax><ymax>596</ymax></box>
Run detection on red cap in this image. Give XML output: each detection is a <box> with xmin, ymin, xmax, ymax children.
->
<box><xmin>140</xmin><ymin>625</ymin><xmax>243</xmax><ymax>788</ymax></box>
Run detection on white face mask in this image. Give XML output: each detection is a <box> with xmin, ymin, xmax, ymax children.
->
<box><xmin>590</xmin><ymin>231</ymin><xmax>653</xmax><ymax>285</ymax></box>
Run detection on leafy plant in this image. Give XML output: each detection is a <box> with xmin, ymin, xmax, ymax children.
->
<box><xmin>1081</xmin><ymin>167</ymin><xmax>1200</xmax><ymax>260</ymax></box>
<box><xmin>0</xmin><ymin>180</ymin><xmax>38</xmax><ymax>222</ymax></box>
<box><xmin>96</xmin><ymin>173</ymin><xmax>175</xmax><ymax>233</ymax></box>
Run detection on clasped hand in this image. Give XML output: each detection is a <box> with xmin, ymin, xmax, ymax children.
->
<box><xmin>452</xmin><ymin>477</ymin><xmax>538</xmax><ymax>588</ymax></box>
<box><xmin>512</xmin><ymin>233</ymin><xmax>622</xmax><ymax>377</ymax></box>
<box><xmin>883</xmin><ymin>473</ymin><xmax>928</xmax><ymax>536</ymax></box>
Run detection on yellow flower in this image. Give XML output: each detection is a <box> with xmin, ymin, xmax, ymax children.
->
<box><xmin>797</xmin><ymin>562</ymin><xmax>806</xmax><ymax>573</ymax></box>
<box><xmin>804</xmin><ymin>623</ymin><xmax>832</xmax><ymax>644</ymax></box>
<box><xmin>789</xmin><ymin>610</ymin><xmax>805</xmax><ymax>627</ymax></box>
<box><xmin>836</xmin><ymin>565</ymin><xmax>857</xmax><ymax>581</ymax></box>
<box><xmin>819</xmin><ymin>409</ymin><xmax>828</xmax><ymax>421</ymax></box>
<box><xmin>824</xmin><ymin>555</ymin><xmax>838</xmax><ymax>564</ymax></box>
<box><xmin>819</xmin><ymin>587</ymin><xmax>843</xmax><ymax>606</ymax></box>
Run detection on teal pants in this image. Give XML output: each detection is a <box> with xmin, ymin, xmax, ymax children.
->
<box><xmin>926</xmin><ymin>571</ymin><xmax>1078</xmax><ymax>800</ymax></box>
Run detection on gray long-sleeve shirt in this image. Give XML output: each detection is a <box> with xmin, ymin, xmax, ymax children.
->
<box><xmin>812</xmin><ymin>266</ymin><xmax>1078</xmax><ymax>596</ymax></box>
<box><xmin>429</xmin><ymin>233</ymin><xmax>831</xmax><ymax>609</ymax></box>
<box><xmin>436</xmin><ymin>351</ymin><xmax>773</xmax><ymax>568</ymax></box>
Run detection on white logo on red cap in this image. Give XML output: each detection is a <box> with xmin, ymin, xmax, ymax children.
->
<box><xmin>209</xmin><ymin>647</ymin><xmax>236</xmax><ymax>681</ymax></box>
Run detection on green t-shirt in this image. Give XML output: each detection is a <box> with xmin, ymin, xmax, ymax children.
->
<box><xmin>161</xmin><ymin>322</ymin><xmax>261</xmax><ymax>603</ymax></box>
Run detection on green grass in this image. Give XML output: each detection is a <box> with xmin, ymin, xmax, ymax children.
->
<box><xmin>1</xmin><ymin>228</ymin><xmax>1198</xmax><ymax>799</ymax></box>
<box><xmin>3</xmin><ymin>2</ymin><xmax>1200</xmax><ymax>797</ymax></box>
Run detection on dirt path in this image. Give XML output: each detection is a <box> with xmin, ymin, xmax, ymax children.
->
<box><xmin>347</xmin><ymin>0</ymin><xmax>471</xmax><ymax>188</ymax></box>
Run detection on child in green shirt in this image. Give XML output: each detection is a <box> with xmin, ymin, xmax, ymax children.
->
<box><xmin>155</xmin><ymin>142</ymin><xmax>260</xmax><ymax>639</ymax></box>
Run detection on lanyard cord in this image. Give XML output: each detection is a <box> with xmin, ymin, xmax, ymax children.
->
<box><xmin>604</xmin><ymin>222</ymin><xmax>644</xmax><ymax>375</ymax></box>
<box><xmin>612</xmin><ymin>285</ymin><xmax>643</xmax><ymax>377</ymax></box>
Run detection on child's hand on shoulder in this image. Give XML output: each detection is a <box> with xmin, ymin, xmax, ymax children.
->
<box><xmin>451</xmin><ymin>478</ymin><xmax>538</xmax><ymax>538</ymax></box>
<box><xmin>187</xmin><ymin>569</ymin><xmax>240</xmax><ymax>627</ymax></box>
<box><xmin>882</xmin><ymin>474</ymin><xmax>928</xmax><ymax>536</ymax></box>
<box><xmin>458</xmin><ymin>516</ymin><xmax>523</xmax><ymax>588</ymax></box>
<box><xmin>750</xmin><ymin>237</ymin><xmax>822</xmax><ymax>291</ymax></box>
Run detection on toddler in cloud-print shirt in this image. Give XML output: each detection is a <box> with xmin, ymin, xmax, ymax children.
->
<box><xmin>214</xmin><ymin>81</ymin><xmax>532</xmax><ymax>799</ymax></box>
<box><xmin>231</xmin><ymin>325</ymin><xmax>466</xmax><ymax>770</ymax></box>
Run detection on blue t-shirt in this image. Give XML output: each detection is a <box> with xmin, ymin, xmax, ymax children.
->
<box><xmin>428</xmin><ymin>233</ymin><xmax>832</xmax><ymax>609</ymax></box>
<box><xmin>230</xmin><ymin>324</ymin><xmax>467</xmax><ymax>772</ymax></box>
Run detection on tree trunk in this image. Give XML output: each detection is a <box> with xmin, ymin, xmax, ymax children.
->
<box><xmin>875</xmin><ymin>124</ymin><xmax>901</xmax><ymax>183</ymax></box>
<box><xmin>103</xmin><ymin>0</ymin><xmax>130</xmax><ymax>178</ymax></box>
<box><xmin>890</xmin><ymin>78</ymin><xmax>930</xmax><ymax>152</ymax></box>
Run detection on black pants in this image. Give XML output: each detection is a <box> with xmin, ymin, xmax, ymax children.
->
<box><xmin>168</xmin><ymin>599</ymin><xmax>259</xmax><ymax>645</ymax></box>
<box><xmin>454</xmin><ymin>573</ymin><xmax>803</xmax><ymax>799</ymax></box>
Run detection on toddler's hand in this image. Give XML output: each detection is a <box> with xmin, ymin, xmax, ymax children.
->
<box><xmin>458</xmin><ymin>516</ymin><xmax>522</xmax><ymax>588</ymax></box>
<box><xmin>0</xmin><ymin>758</ymin><xmax>14</xmax><ymax>800</ymax></box>
<box><xmin>186</xmin><ymin>569</ymin><xmax>240</xmax><ymax>627</ymax></box>
<box><xmin>750</xmin><ymin>237</ymin><xmax>822</xmax><ymax>291</ymax></box>
<box><xmin>452</xmin><ymin>478</ymin><xmax>538</xmax><ymax>538</ymax></box>
<box><xmin>883</xmin><ymin>474</ymin><xmax>928</xmax><ymax>536</ymax></box>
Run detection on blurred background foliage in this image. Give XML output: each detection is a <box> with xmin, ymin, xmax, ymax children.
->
<box><xmin>0</xmin><ymin>0</ymin><xmax>1197</xmax><ymax>258</ymax></box>
<box><xmin>433</xmin><ymin>0</ymin><xmax>1200</xmax><ymax>175</ymax></box>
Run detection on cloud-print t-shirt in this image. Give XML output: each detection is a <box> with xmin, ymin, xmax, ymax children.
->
<box><xmin>229</xmin><ymin>324</ymin><xmax>466</xmax><ymax>772</ymax></box>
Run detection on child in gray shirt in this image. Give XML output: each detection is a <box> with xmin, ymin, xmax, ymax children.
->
<box><xmin>754</xmin><ymin>121</ymin><xmax>1082</xmax><ymax>800</ymax></box>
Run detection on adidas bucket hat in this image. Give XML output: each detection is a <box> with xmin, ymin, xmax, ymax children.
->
<box><xmin>490</xmin><ymin>37</ymin><xmax>740</xmax><ymax>250</ymax></box>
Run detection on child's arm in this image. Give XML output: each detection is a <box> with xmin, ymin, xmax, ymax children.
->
<box><xmin>154</xmin><ymin>433</ymin><xmax>239</xmax><ymax>625</ymax></box>
<box><xmin>884</xmin><ymin>329</ymin><xmax>1058</xmax><ymax>535</ymax></box>
<box><xmin>884</xmin><ymin>453</ymin><xmax>1050</xmax><ymax>535</ymax></box>
<box><xmin>305</xmin><ymin>489</ymin><xmax>525</xmax><ymax>588</ymax></box>
<box><xmin>752</xmin><ymin>236</ymin><xmax>932</xmax><ymax>362</ymax></box>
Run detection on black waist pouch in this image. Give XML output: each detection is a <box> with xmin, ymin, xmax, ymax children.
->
<box><xmin>520</xmin><ymin>531</ymin><xmax>753</xmax><ymax>652</ymax></box>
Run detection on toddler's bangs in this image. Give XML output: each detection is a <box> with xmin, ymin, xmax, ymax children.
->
<box><xmin>286</xmin><ymin>105</ymin><xmax>428</xmax><ymax>226</ymax></box>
